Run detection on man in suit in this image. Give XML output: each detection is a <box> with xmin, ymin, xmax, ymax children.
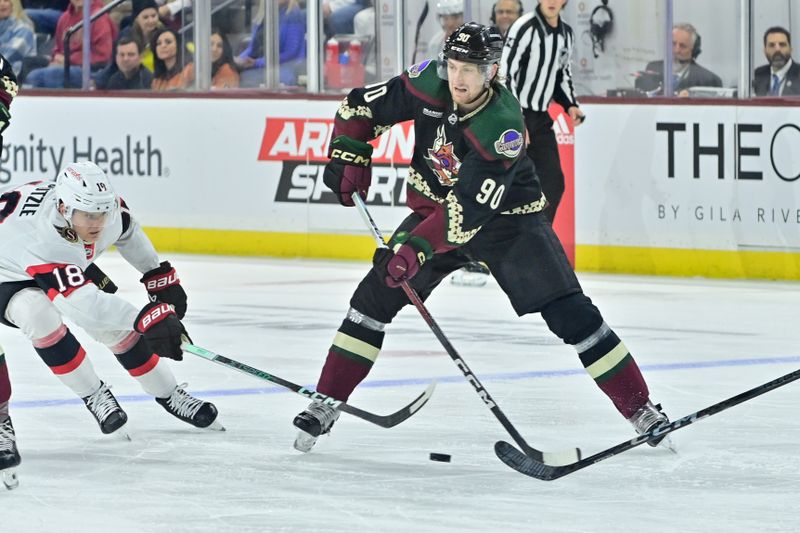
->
<box><xmin>753</xmin><ymin>26</ymin><xmax>800</xmax><ymax>96</ymax></box>
<box><xmin>635</xmin><ymin>23</ymin><xmax>722</xmax><ymax>94</ymax></box>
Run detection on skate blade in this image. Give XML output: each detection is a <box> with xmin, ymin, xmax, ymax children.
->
<box><xmin>661</xmin><ymin>435</ymin><xmax>678</xmax><ymax>454</ymax></box>
<box><xmin>293</xmin><ymin>431</ymin><xmax>318</xmax><ymax>453</ymax></box>
<box><xmin>2</xmin><ymin>469</ymin><xmax>19</xmax><ymax>490</ymax></box>
<box><xmin>450</xmin><ymin>273</ymin><xmax>489</xmax><ymax>287</ymax></box>
<box><xmin>205</xmin><ymin>419</ymin><xmax>226</xmax><ymax>432</ymax></box>
<box><xmin>108</xmin><ymin>422</ymin><xmax>132</xmax><ymax>441</ymax></box>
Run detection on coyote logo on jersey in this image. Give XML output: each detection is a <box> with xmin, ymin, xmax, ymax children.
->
<box><xmin>424</xmin><ymin>125</ymin><xmax>461</xmax><ymax>186</ymax></box>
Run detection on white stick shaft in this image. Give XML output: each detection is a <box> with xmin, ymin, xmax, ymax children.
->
<box><xmin>352</xmin><ymin>193</ymin><xmax>389</xmax><ymax>249</ymax></box>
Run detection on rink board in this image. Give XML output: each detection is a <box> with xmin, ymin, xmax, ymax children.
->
<box><xmin>3</xmin><ymin>94</ymin><xmax>799</xmax><ymax>279</ymax></box>
<box><xmin>575</xmin><ymin>101</ymin><xmax>800</xmax><ymax>279</ymax></box>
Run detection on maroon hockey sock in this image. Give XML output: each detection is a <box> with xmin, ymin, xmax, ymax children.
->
<box><xmin>0</xmin><ymin>352</ymin><xmax>11</xmax><ymax>404</ymax></box>
<box><xmin>578</xmin><ymin>329</ymin><xmax>649</xmax><ymax>419</ymax></box>
<box><xmin>316</xmin><ymin>319</ymin><xmax>384</xmax><ymax>402</ymax></box>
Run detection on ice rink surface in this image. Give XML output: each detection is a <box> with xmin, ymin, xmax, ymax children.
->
<box><xmin>3</xmin><ymin>253</ymin><xmax>799</xmax><ymax>533</ymax></box>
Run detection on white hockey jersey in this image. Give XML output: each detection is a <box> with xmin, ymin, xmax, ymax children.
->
<box><xmin>0</xmin><ymin>181</ymin><xmax>161</xmax><ymax>332</ymax></box>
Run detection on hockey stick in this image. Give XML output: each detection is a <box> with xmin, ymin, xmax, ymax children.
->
<box><xmin>411</xmin><ymin>1</ymin><xmax>430</xmax><ymax>64</ymax></box>
<box><xmin>495</xmin><ymin>366</ymin><xmax>800</xmax><ymax>480</ymax></box>
<box><xmin>182</xmin><ymin>342</ymin><xmax>435</xmax><ymax>429</ymax></box>
<box><xmin>352</xmin><ymin>194</ymin><xmax>578</xmax><ymax>464</ymax></box>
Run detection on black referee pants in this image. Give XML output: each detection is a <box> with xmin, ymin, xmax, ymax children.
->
<box><xmin>523</xmin><ymin>110</ymin><xmax>564</xmax><ymax>223</ymax></box>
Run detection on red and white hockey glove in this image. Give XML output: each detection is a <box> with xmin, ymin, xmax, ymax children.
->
<box><xmin>140</xmin><ymin>261</ymin><xmax>187</xmax><ymax>319</ymax></box>
<box><xmin>134</xmin><ymin>302</ymin><xmax>185</xmax><ymax>361</ymax></box>
<box><xmin>323</xmin><ymin>135</ymin><xmax>373</xmax><ymax>206</ymax></box>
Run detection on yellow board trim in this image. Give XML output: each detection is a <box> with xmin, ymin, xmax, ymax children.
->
<box><xmin>332</xmin><ymin>332</ymin><xmax>381</xmax><ymax>363</ymax></box>
<box><xmin>585</xmin><ymin>342</ymin><xmax>629</xmax><ymax>380</ymax></box>
<box><xmin>142</xmin><ymin>227</ymin><xmax>800</xmax><ymax>281</ymax></box>
<box><xmin>576</xmin><ymin>244</ymin><xmax>800</xmax><ymax>280</ymax></box>
<box><xmin>143</xmin><ymin>227</ymin><xmax>376</xmax><ymax>261</ymax></box>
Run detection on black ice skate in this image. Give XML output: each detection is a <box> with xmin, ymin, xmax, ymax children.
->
<box><xmin>155</xmin><ymin>383</ymin><xmax>223</xmax><ymax>430</ymax></box>
<box><xmin>0</xmin><ymin>417</ymin><xmax>21</xmax><ymax>490</ymax></box>
<box><xmin>82</xmin><ymin>382</ymin><xmax>128</xmax><ymax>435</ymax></box>
<box><xmin>293</xmin><ymin>401</ymin><xmax>341</xmax><ymax>452</ymax></box>
<box><xmin>451</xmin><ymin>261</ymin><xmax>490</xmax><ymax>287</ymax></box>
<box><xmin>628</xmin><ymin>400</ymin><xmax>671</xmax><ymax>447</ymax></box>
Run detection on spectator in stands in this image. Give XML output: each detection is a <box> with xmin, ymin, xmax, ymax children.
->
<box><xmin>491</xmin><ymin>0</ymin><xmax>522</xmax><ymax>38</ymax></box>
<box><xmin>236</xmin><ymin>0</ymin><xmax>306</xmax><ymax>88</ymax></box>
<box><xmin>0</xmin><ymin>0</ymin><xmax>36</xmax><ymax>75</ymax></box>
<box><xmin>24</xmin><ymin>0</ymin><xmax>115</xmax><ymax>88</ymax></box>
<box><xmin>151</xmin><ymin>26</ymin><xmax>193</xmax><ymax>90</ymax></box>
<box><xmin>94</xmin><ymin>0</ymin><xmax>161</xmax><ymax>90</ymax></box>
<box><xmin>210</xmin><ymin>29</ymin><xmax>238</xmax><ymax>89</ymax></box>
<box><xmin>754</xmin><ymin>26</ymin><xmax>800</xmax><ymax>97</ymax></box>
<box><xmin>323</xmin><ymin>0</ymin><xmax>367</xmax><ymax>38</ymax></box>
<box><xmin>126</xmin><ymin>0</ymin><xmax>162</xmax><ymax>72</ymax></box>
<box><xmin>22</xmin><ymin>0</ymin><xmax>68</xmax><ymax>36</ymax></box>
<box><xmin>635</xmin><ymin>23</ymin><xmax>722</xmax><ymax>95</ymax></box>
<box><xmin>420</xmin><ymin>0</ymin><xmax>463</xmax><ymax>59</ymax></box>
<box><xmin>106</xmin><ymin>34</ymin><xmax>152</xmax><ymax>90</ymax></box>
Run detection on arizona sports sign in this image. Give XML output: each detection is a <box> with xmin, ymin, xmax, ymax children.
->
<box><xmin>258</xmin><ymin>118</ymin><xmax>414</xmax><ymax>206</ymax></box>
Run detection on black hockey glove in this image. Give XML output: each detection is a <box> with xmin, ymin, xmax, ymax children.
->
<box><xmin>140</xmin><ymin>261</ymin><xmax>187</xmax><ymax>319</ymax></box>
<box><xmin>134</xmin><ymin>302</ymin><xmax>186</xmax><ymax>361</ymax></box>
<box><xmin>84</xmin><ymin>263</ymin><xmax>118</xmax><ymax>294</ymax></box>
<box><xmin>323</xmin><ymin>135</ymin><xmax>374</xmax><ymax>207</ymax></box>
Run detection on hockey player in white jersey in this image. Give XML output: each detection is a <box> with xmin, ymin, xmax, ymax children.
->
<box><xmin>0</xmin><ymin>161</ymin><xmax>222</xmax><ymax>487</ymax></box>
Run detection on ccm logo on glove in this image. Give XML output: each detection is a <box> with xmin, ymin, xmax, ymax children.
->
<box><xmin>329</xmin><ymin>148</ymin><xmax>371</xmax><ymax>166</ymax></box>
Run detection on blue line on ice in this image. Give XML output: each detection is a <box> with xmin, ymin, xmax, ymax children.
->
<box><xmin>11</xmin><ymin>355</ymin><xmax>800</xmax><ymax>409</ymax></box>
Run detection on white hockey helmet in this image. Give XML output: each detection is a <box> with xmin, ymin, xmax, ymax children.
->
<box><xmin>436</xmin><ymin>0</ymin><xmax>464</xmax><ymax>16</ymax></box>
<box><xmin>55</xmin><ymin>161</ymin><xmax>119</xmax><ymax>226</ymax></box>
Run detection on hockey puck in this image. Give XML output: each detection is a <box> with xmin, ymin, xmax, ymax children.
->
<box><xmin>429</xmin><ymin>453</ymin><xmax>451</xmax><ymax>463</ymax></box>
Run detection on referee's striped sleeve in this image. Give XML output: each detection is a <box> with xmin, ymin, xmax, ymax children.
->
<box><xmin>553</xmin><ymin>27</ymin><xmax>578</xmax><ymax>110</ymax></box>
<box><xmin>501</xmin><ymin>12</ymin><xmax>579</xmax><ymax>112</ymax></box>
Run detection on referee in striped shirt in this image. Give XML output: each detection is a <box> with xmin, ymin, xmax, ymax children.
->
<box><xmin>500</xmin><ymin>0</ymin><xmax>585</xmax><ymax>223</ymax></box>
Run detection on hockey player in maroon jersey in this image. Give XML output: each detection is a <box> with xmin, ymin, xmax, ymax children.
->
<box><xmin>0</xmin><ymin>50</ymin><xmax>20</xmax><ymax>489</ymax></box>
<box><xmin>0</xmin><ymin>160</ymin><xmax>222</xmax><ymax>488</ymax></box>
<box><xmin>292</xmin><ymin>22</ymin><xmax>669</xmax><ymax>453</ymax></box>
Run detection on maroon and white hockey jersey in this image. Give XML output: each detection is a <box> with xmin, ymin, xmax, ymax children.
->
<box><xmin>0</xmin><ymin>181</ymin><xmax>160</xmax><ymax>331</ymax></box>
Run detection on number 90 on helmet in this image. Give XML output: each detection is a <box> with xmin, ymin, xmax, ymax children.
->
<box><xmin>438</xmin><ymin>22</ymin><xmax>504</xmax><ymax>80</ymax></box>
<box><xmin>55</xmin><ymin>161</ymin><xmax>119</xmax><ymax>227</ymax></box>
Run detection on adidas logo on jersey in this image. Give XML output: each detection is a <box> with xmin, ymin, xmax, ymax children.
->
<box><xmin>551</xmin><ymin>114</ymin><xmax>575</xmax><ymax>145</ymax></box>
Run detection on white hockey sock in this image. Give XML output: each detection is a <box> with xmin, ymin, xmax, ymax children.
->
<box><xmin>134</xmin><ymin>358</ymin><xmax>177</xmax><ymax>399</ymax></box>
<box><xmin>57</xmin><ymin>356</ymin><xmax>102</xmax><ymax>399</ymax></box>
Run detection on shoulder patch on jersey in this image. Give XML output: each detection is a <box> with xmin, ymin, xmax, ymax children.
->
<box><xmin>463</xmin><ymin>85</ymin><xmax>526</xmax><ymax>161</ymax></box>
<box><xmin>494</xmin><ymin>129</ymin><xmax>524</xmax><ymax>158</ymax></box>
<box><xmin>56</xmin><ymin>226</ymin><xmax>79</xmax><ymax>243</ymax></box>
<box><xmin>403</xmin><ymin>60</ymin><xmax>449</xmax><ymax>105</ymax></box>
<box><xmin>408</xmin><ymin>59</ymin><xmax>433</xmax><ymax>78</ymax></box>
